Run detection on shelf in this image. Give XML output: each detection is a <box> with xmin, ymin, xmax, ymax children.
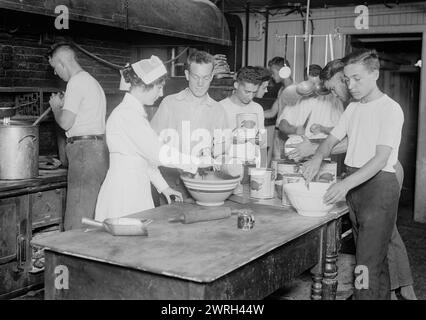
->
<box><xmin>0</xmin><ymin>87</ymin><xmax>62</xmax><ymax>93</ymax></box>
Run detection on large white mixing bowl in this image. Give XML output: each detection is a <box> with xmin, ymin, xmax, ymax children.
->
<box><xmin>181</xmin><ymin>172</ymin><xmax>241</xmax><ymax>206</ymax></box>
<box><xmin>283</xmin><ymin>182</ymin><xmax>333</xmax><ymax>217</ymax></box>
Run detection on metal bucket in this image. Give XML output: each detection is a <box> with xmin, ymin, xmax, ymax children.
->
<box><xmin>0</xmin><ymin>120</ymin><xmax>39</xmax><ymax>180</ymax></box>
<box><xmin>249</xmin><ymin>168</ymin><xmax>274</xmax><ymax>199</ymax></box>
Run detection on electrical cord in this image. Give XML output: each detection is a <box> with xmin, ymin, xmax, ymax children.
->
<box><xmin>69</xmin><ymin>40</ymin><xmax>189</xmax><ymax>70</ymax></box>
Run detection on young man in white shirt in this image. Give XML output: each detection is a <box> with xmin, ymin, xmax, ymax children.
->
<box><xmin>263</xmin><ymin>58</ymin><xmax>295</xmax><ymax>163</ymax></box>
<box><xmin>150</xmin><ymin>50</ymin><xmax>228</xmax><ymax>203</ymax></box>
<box><xmin>48</xmin><ymin>44</ymin><xmax>108</xmax><ymax>230</ymax></box>
<box><xmin>291</xmin><ymin>58</ymin><xmax>416</xmax><ymax>300</ymax></box>
<box><xmin>220</xmin><ymin>67</ymin><xmax>267</xmax><ymax>167</ymax></box>
<box><xmin>302</xmin><ymin>49</ymin><xmax>404</xmax><ymax>300</ymax></box>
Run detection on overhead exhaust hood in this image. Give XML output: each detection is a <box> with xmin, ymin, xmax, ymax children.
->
<box><xmin>0</xmin><ymin>0</ymin><xmax>231</xmax><ymax>46</ymax></box>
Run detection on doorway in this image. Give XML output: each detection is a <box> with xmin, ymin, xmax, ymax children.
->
<box><xmin>347</xmin><ymin>33</ymin><xmax>422</xmax><ymax>209</ymax></box>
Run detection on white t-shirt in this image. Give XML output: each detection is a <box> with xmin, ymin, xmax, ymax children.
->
<box><xmin>277</xmin><ymin>95</ymin><xmax>343</xmax><ymax>139</ymax></box>
<box><xmin>304</xmin><ymin>95</ymin><xmax>344</xmax><ymax>139</ymax></box>
<box><xmin>63</xmin><ymin>71</ymin><xmax>106</xmax><ymax>137</ymax></box>
<box><xmin>220</xmin><ymin>97</ymin><xmax>265</xmax><ymax>130</ymax></box>
<box><xmin>220</xmin><ymin>97</ymin><xmax>265</xmax><ymax>163</ymax></box>
<box><xmin>331</xmin><ymin>94</ymin><xmax>404</xmax><ymax>173</ymax></box>
<box><xmin>277</xmin><ymin>96</ymin><xmax>311</xmax><ymax>128</ymax></box>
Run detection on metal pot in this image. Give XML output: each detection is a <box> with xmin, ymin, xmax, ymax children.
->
<box><xmin>0</xmin><ymin>120</ymin><xmax>39</xmax><ymax>180</ymax></box>
<box><xmin>0</xmin><ymin>102</ymin><xmax>18</xmax><ymax>118</ymax></box>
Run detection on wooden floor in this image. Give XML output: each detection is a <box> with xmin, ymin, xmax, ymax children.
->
<box><xmin>267</xmin><ymin>253</ymin><xmax>355</xmax><ymax>300</ymax></box>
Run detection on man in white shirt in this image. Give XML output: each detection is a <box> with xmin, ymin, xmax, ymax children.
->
<box><xmin>290</xmin><ymin>58</ymin><xmax>416</xmax><ymax>300</ymax></box>
<box><xmin>302</xmin><ymin>49</ymin><xmax>404</xmax><ymax>300</ymax></box>
<box><xmin>220</xmin><ymin>67</ymin><xmax>267</xmax><ymax>167</ymax></box>
<box><xmin>264</xmin><ymin>57</ymin><xmax>294</xmax><ymax>163</ymax></box>
<box><xmin>48</xmin><ymin>44</ymin><xmax>108</xmax><ymax>230</ymax></box>
<box><xmin>151</xmin><ymin>50</ymin><xmax>229</xmax><ymax>203</ymax></box>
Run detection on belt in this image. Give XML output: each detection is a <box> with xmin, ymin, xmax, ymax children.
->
<box><xmin>66</xmin><ymin>135</ymin><xmax>104</xmax><ymax>144</ymax></box>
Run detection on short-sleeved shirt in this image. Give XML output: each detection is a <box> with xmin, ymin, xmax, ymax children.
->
<box><xmin>62</xmin><ymin>71</ymin><xmax>106</xmax><ymax>138</ymax></box>
<box><xmin>150</xmin><ymin>88</ymin><xmax>229</xmax><ymax>154</ymax></box>
<box><xmin>220</xmin><ymin>98</ymin><xmax>267</xmax><ymax>158</ymax></box>
<box><xmin>330</xmin><ymin>94</ymin><xmax>404</xmax><ymax>172</ymax></box>
<box><xmin>302</xmin><ymin>94</ymin><xmax>344</xmax><ymax>139</ymax></box>
<box><xmin>277</xmin><ymin>97</ymin><xmax>311</xmax><ymax>128</ymax></box>
<box><xmin>277</xmin><ymin>95</ymin><xmax>343</xmax><ymax>139</ymax></box>
<box><xmin>220</xmin><ymin>97</ymin><xmax>265</xmax><ymax>130</ymax></box>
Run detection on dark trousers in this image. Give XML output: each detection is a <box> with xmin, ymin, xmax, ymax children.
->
<box><xmin>388</xmin><ymin>227</ymin><xmax>414</xmax><ymax>290</ymax></box>
<box><xmin>64</xmin><ymin>139</ymin><xmax>109</xmax><ymax>230</ymax></box>
<box><xmin>346</xmin><ymin>168</ymin><xmax>400</xmax><ymax>300</ymax></box>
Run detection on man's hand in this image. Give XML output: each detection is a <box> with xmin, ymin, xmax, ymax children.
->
<box><xmin>301</xmin><ymin>156</ymin><xmax>322</xmax><ymax>183</ymax></box>
<box><xmin>310</xmin><ymin>123</ymin><xmax>323</xmax><ymax>135</ymax></box>
<box><xmin>49</xmin><ymin>92</ymin><xmax>64</xmax><ymax>112</ymax></box>
<box><xmin>162</xmin><ymin>187</ymin><xmax>183</xmax><ymax>204</ymax></box>
<box><xmin>286</xmin><ymin>136</ymin><xmax>318</xmax><ymax>162</ymax></box>
<box><xmin>324</xmin><ymin>181</ymin><xmax>350</xmax><ymax>205</ymax></box>
<box><xmin>295</xmin><ymin>126</ymin><xmax>305</xmax><ymax>136</ymax></box>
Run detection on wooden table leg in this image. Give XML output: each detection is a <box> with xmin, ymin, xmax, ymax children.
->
<box><xmin>311</xmin><ymin>226</ymin><xmax>326</xmax><ymax>300</ymax></box>
<box><xmin>321</xmin><ymin>218</ymin><xmax>342</xmax><ymax>300</ymax></box>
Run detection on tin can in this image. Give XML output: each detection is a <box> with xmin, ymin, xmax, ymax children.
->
<box><xmin>237</xmin><ymin>211</ymin><xmax>255</xmax><ymax>230</ymax></box>
<box><xmin>241</xmin><ymin>162</ymin><xmax>256</xmax><ymax>185</ymax></box>
<box><xmin>277</xmin><ymin>162</ymin><xmax>300</xmax><ymax>180</ymax></box>
<box><xmin>271</xmin><ymin>159</ymin><xmax>285</xmax><ymax>181</ymax></box>
<box><xmin>281</xmin><ymin>173</ymin><xmax>305</xmax><ymax>206</ymax></box>
<box><xmin>315</xmin><ymin>160</ymin><xmax>337</xmax><ymax>183</ymax></box>
<box><xmin>249</xmin><ymin>168</ymin><xmax>274</xmax><ymax>199</ymax></box>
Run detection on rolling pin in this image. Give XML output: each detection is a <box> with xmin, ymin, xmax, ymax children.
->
<box><xmin>170</xmin><ymin>207</ymin><xmax>232</xmax><ymax>224</ymax></box>
<box><xmin>169</xmin><ymin>207</ymin><xmax>254</xmax><ymax>224</ymax></box>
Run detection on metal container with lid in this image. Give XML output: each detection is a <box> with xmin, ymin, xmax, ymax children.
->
<box><xmin>0</xmin><ymin>120</ymin><xmax>39</xmax><ymax>180</ymax></box>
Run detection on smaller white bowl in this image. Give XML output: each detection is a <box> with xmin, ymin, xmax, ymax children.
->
<box><xmin>283</xmin><ymin>182</ymin><xmax>333</xmax><ymax>217</ymax></box>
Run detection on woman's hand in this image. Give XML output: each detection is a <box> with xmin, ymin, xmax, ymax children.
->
<box><xmin>162</xmin><ymin>187</ymin><xmax>183</xmax><ymax>204</ymax></box>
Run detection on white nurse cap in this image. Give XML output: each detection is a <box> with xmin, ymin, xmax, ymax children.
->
<box><xmin>119</xmin><ymin>56</ymin><xmax>167</xmax><ymax>91</ymax></box>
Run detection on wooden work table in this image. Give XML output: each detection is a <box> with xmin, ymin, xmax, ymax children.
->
<box><xmin>33</xmin><ymin>197</ymin><xmax>348</xmax><ymax>300</ymax></box>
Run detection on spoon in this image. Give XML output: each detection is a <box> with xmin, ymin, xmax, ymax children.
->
<box><xmin>32</xmin><ymin>107</ymin><xmax>51</xmax><ymax>126</ymax></box>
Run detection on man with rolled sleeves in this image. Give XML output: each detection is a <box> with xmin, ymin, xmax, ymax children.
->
<box><xmin>48</xmin><ymin>44</ymin><xmax>109</xmax><ymax>230</ymax></box>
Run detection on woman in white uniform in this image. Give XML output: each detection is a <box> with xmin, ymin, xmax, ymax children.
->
<box><xmin>95</xmin><ymin>56</ymin><xmax>202</xmax><ymax>221</ymax></box>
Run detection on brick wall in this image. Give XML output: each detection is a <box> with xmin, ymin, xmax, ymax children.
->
<box><xmin>0</xmin><ymin>33</ymin><xmax>132</xmax><ymax>92</ymax></box>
